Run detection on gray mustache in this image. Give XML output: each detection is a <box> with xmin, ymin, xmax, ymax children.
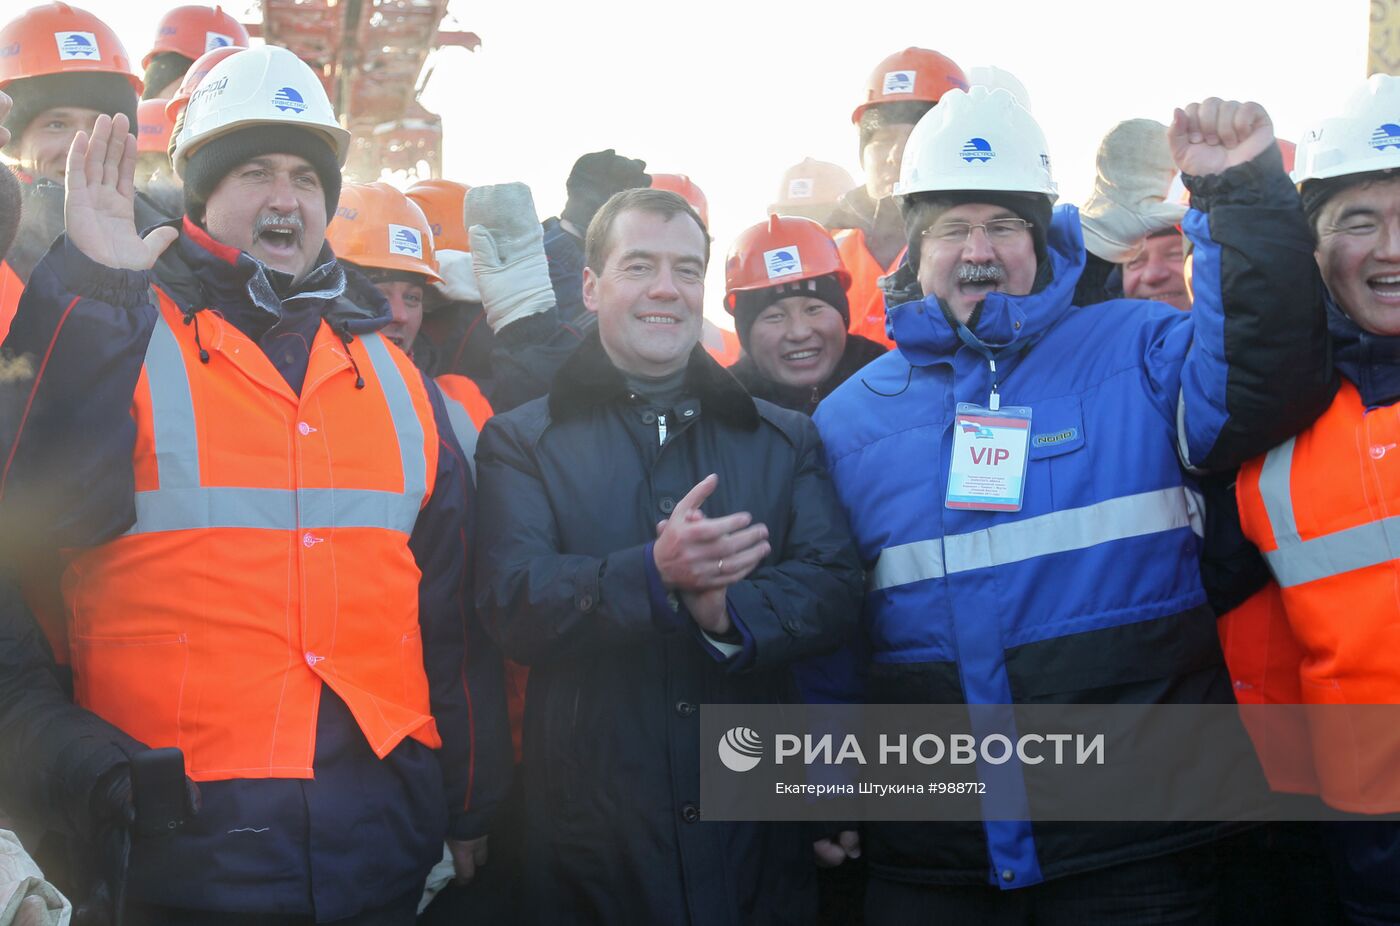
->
<box><xmin>255</xmin><ymin>213</ymin><xmax>305</xmax><ymax>236</ymax></box>
<box><xmin>957</xmin><ymin>263</ymin><xmax>1005</xmax><ymax>284</ymax></box>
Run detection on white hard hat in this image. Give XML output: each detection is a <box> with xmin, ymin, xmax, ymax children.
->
<box><xmin>895</xmin><ymin>86</ymin><xmax>1057</xmax><ymax>203</ymax></box>
<box><xmin>1294</xmin><ymin>74</ymin><xmax>1400</xmax><ymax>186</ymax></box>
<box><xmin>172</xmin><ymin>44</ymin><xmax>350</xmax><ymax>176</ymax></box>
<box><xmin>966</xmin><ymin>65</ymin><xmax>1033</xmax><ymax>114</ymax></box>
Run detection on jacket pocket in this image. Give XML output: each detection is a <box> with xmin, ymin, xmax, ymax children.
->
<box><xmin>72</xmin><ymin>632</ymin><xmax>189</xmax><ymax>749</ymax></box>
<box><xmin>1027</xmin><ymin>396</ymin><xmax>1089</xmax><ymax>509</ymax></box>
<box><xmin>400</xmin><ymin>627</ymin><xmax>427</xmax><ymax>705</ymax></box>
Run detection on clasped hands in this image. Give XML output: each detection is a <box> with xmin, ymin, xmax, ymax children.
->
<box><xmin>651</xmin><ymin>474</ymin><xmax>770</xmax><ymax>636</ymax></box>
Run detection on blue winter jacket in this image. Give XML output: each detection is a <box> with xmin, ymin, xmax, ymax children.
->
<box><xmin>813</xmin><ymin>149</ymin><xmax>1335</xmax><ymax>889</ymax></box>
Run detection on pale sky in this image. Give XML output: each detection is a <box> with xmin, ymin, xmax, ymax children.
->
<box><xmin>26</xmin><ymin>0</ymin><xmax>1373</xmax><ymax>324</ymax></box>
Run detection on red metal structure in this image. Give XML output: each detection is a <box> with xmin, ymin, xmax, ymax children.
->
<box><xmin>252</xmin><ymin>0</ymin><xmax>477</xmax><ymax>181</ymax></box>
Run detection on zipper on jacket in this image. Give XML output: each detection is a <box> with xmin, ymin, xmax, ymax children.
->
<box><xmin>658</xmin><ymin>412</ymin><xmax>668</xmax><ymax>446</ymax></box>
<box><xmin>988</xmin><ymin>358</ymin><xmax>1001</xmax><ymax>411</ymax></box>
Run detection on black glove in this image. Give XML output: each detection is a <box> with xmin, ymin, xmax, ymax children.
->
<box><xmin>73</xmin><ymin>761</ymin><xmax>202</xmax><ymax>926</ymax></box>
<box><xmin>560</xmin><ymin>149</ymin><xmax>649</xmax><ymax>232</ymax></box>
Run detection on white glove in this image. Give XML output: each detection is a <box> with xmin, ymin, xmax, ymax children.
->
<box><xmin>432</xmin><ymin>249</ymin><xmax>480</xmax><ymax>304</ymax></box>
<box><xmin>0</xmin><ymin>830</ymin><xmax>70</xmax><ymax>926</ymax></box>
<box><xmin>1079</xmin><ymin>118</ymin><xmax>1188</xmax><ymax>263</ymax></box>
<box><xmin>466</xmin><ymin>182</ymin><xmax>555</xmax><ymax>333</ymax></box>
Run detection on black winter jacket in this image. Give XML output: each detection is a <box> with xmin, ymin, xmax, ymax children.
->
<box><xmin>474</xmin><ymin>332</ymin><xmax>865</xmax><ymax>924</ymax></box>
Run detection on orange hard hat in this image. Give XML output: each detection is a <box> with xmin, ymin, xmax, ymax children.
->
<box><xmin>769</xmin><ymin>158</ymin><xmax>857</xmax><ymax>214</ymax></box>
<box><xmin>328</xmin><ymin>182</ymin><xmax>442</xmax><ymax>284</ymax></box>
<box><xmin>406</xmin><ymin>178</ymin><xmax>472</xmax><ymax>253</ymax></box>
<box><xmin>143</xmin><ymin>5</ymin><xmax>249</xmax><ymax>67</ymax></box>
<box><xmin>851</xmin><ymin>47</ymin><xmax>967</xmax><ymax>124</ymax></box>
<box><xmin>0</xmin><ymin>2</ymin><xmax>142</xmax><ymax>93</ymax></box>
<box><xmin>650</xmin><ymin>173</ymin><xmax>709</xmax><ymax>227</ymax></box>
<box><xmin>136</xmin><ymin>97</ymin><xmax>174</xmax><ymax>153</ymax></box>
<box><xmin>724</xmin><ymin>214</ymin><xmax>849</xmax><ymax>313</ymax></box>
<box><xmin>1276</xmin><ymin>138</ymin><xmax>1297</xmax><ymax>175</ymax></box>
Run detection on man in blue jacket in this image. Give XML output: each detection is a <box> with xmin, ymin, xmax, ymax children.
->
<box><xmin>813</xmin><ymin>88</ymin><xmax>1335</xmax><ymax>922</ymax></box>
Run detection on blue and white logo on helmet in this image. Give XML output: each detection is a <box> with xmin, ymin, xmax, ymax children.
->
<box><xmin>883</xmin><ymin>70</ymin><xmax>916</xmax><ymax>95</ymax></box>
<box><xmin>960</xmin><ymin>137</ymin><xmax>995</xmax><ymax>163</ymax></box>
<box><xmin>204</xmin><ymin>31</ymin><xmax>235</xmax><ymax>52</ymax></box>
<box><xmin>272</xmin><ymin>87</ymin><xmax>309</xmax><ymax>114</ymax></box>
<box><xmin>1369</xmin><ymin>123</ymin><xmax>1400</xmax><ymax>151</ymax></box>
<box><xmin>763</xmin><ymin>246</ymin><xmax>802</xmax><ymax>279</ymax></box>
<box><xmin>54</xmin><ymin>32</ymin><xmax>99</xmax><ymax>60</ymax></box>
<box><xmin>389</xmin><ymin>225</ymin><xmax>424</xmax><ymax>258</ymax></box>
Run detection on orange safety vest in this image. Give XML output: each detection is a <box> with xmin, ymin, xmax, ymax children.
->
<box><xmin>1236</xmin><ymin>377</ymin><xmax>1400</xmax><ymax>812</ymax></box>
<box><xmin>431</xmin><ymin>373</ymin><xmax>527</xmax><ymax>763</ymax></box>
<box><xmin>0</xmin><ymin>260</ymin><xmax>22</xmax><ymax>345</ymax></box>
<box><xmin>1216</xmin><ymin>584</ymin><xmax>1319</xmax><ymax>796</ymax></box>
<box><xmin>435</xmin><ymin>373</ymin><xmax>491</xmax><ymax>483</ymax></box>
<box><xmin>833</xmin><ymin>227</ymin><xmax>902</xmax><ymax>350</ymax></box>
<box><xmin>701</xmin><ymin>319</ymin><xmax>742</xmax><ymax>367</ymax></box>
<box><xmin>64</xmin><ymin>290</ymin><xmax>443</xmax><ymax>782</ymax></box>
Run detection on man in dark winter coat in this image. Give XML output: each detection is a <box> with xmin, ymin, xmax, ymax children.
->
<box><xmin>475</xmin><ymin>187</ymin><xmax>865</xmax><ymax>925</ymax></box>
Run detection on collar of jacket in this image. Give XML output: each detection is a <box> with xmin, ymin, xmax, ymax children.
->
<box><xmin>1328</xmin><ymin>293</ymin><xmax>1400</xmax><ymax>408</ymax></box>
<box><xmin>549</xmin><ymin>327</ymin><xmax>759</xmax><ymax>429</ymax></box>
<box><xmin>886</xmin><ymin>204</ymin><xmax>1087</xmax><ymax>368</ymax></box>
<box><xmin>151</xmin><ymin>216</ymin><xmax>388</xmax><ymax>338</ymax></box>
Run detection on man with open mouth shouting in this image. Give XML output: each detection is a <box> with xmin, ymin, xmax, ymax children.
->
<box><xmin>0</xmin><ymin>43</ymin><xmax>510</xmax><ymax>925</ymax></box>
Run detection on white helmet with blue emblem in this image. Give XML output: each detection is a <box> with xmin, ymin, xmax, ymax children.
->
<box><xmin>1294</xmin><ymin>74</ymin><xmax>1400</xmax><ymax>186</ymax></box>
<box><xmin>895</xmin><ymin>85</ymin><xmax>1057</xmax><ymax>204</ymax></box>
<box><xmin>171</xmin><ymin>43</ymin><xmax>350</xmax><ymax>176</ymax></box>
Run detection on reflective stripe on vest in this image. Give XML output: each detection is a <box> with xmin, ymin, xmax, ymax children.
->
<box><xmin>870</xmin><ymin>487</ymin><xmax>1201</xmax><ymax>592</ymax></box>
<box><xmin>129</xmin><ymin>313</ymin><xmax>426</xmax><ymax>535</ymax></box>
<box><xmin>441</xmin><ymin>393</ymin><xmax>480</xmax><ymax>481</ymax></box>
<box><xmin>1253</xmin><ymin>435</ymin><xmax>1400</xmax><ymax>588</ymax></box>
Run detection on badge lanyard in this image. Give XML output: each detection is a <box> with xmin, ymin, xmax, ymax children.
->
<box><xmin>947</xmin><ymin>325</ymin><xmax>1032</xmax><ymax>512</ymax></box>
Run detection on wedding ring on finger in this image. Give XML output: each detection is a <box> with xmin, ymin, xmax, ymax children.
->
<box><xmin>716</xmin><ymin>558</ymin><xmax>725</xmax><ymax>575</ymax></box>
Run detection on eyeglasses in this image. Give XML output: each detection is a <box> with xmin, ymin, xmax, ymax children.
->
<box><xmin>924</xmin><ymin>218</ymin><xmax>1034</xmax><ymax>244</ymax></box>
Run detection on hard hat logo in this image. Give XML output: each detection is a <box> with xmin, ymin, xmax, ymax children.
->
<box><xmin>764</xmin><ymin>247</ymin><xmax>803</xmax><ymax>279</ymax></box>
<box><xmin>272</xmin><ymin>86</ymin><xmax>308</xmax><ymax>114</ymax></box>
<box><xmin>1370</xmin><ymin>124</ymin><xmax>1400</xmax><ymax>151</ymax></box>
<box><xmin>54</xmin><ymin>31</ymin><xmax>98</xmax><ymax>60</ymax></box>
<box><xmin>389</xmin><ymin>225</ymin><xmax>424</xmax><ymax>258</ymax></box>
<box><xmin>882</xmin><ymin>70</ymin><xmax>916</xmax><ymax>95</ymax></box>
<box><xmin>205</xmin><ymin>31</ymin><xmax>235</xmax><ymax>52</ymax></box>
<box><xmin>786</xmin><ymin>178</ymin><xmax>815</xmax><ymax>200</ymax></box>
<box><xmin>960</xmin><ymin>138</ymin><xmax>996</xmax><ymax>163</ymax></box>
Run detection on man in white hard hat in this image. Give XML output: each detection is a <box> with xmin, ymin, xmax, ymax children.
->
<box><xmin>0</xmin><ymin>45</ymin><xmax>509</xmax><ymax>924</ymax></box>
<box><xmin>813</xmin><ymin>87</ymin><xmax>1335</xmax><ymax>921</ymax></box>
<box><xmin>1214</xmin><ymin>73</ymin><xmax>1400</xmax><ymax>924</ymax></box>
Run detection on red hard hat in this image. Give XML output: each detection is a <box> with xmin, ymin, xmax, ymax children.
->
<box><xmin>0</xmin><ymin>2</ymin><xmax>142</xmax><ymax>93</ymax></box>
<box><xmin>851</xmin><ymin>47</ymin><xmax>967</xmax><ymax>124</ymax></box>
<box><xmin>650</xmin><ymin>173</ymin><xmax>709</xmax><ymax>227</ymax></box>
<box><xmin>143</xmin><ymin>5</ymin><xmax>249</xmax><ymax>67</ymax></box>
<box><xmin>724</xmin><ymin>214</ymin><xmax>849</xmax><ymax>313</ymax></box>
<box><xmin>406</xmin><ymin>178</ymin><xmax>472</xmax><ymax>253</ymax></box>
<box><xmin>136</xmin><ymin>97</ymin><xmax>174</xmax><ymax>153</ymax></box>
